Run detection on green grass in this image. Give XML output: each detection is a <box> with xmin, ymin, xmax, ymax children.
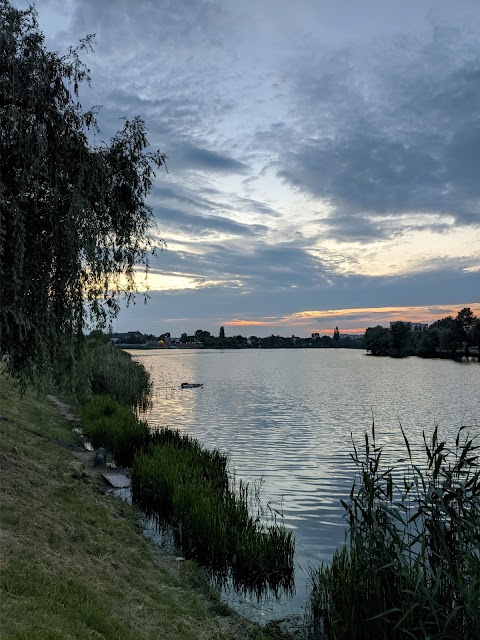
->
<box><xmin>79</xmin><ymin>396</ymin><xmax>295</xmax><ymax>596</ymax></box>
<box><xmin>0</xmin><ymin>372</ymin><xmax>287</xmax><ymax>639</ymax></box>
<box><xmin>87</xmin><ymin>341</ymin><xmax>153</xmax><ymax>412</ymax></box>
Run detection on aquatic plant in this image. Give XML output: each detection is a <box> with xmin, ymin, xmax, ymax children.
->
<box><xmin>87</xmin><ymin>342</ymin><xmax>152</xmax><ymax>412</ymax></box>
<box><xmin>80</xmin><ymin>400</ymin><xmax>294</xmax><ymax>596</ymax></box>
<box><xmin>132</xmin><ymin>429</ymin><xmax>295</xmax><ymax>596</ymax></box>
<box><xmin>81</xmin><ymin>395</ymin><xmax>149</xmax><ymax>467</ymax></box>
<box><xmin>307</xmin><ymin>424</ymin><xmax>480</xmax><ymax>639</ymax></box>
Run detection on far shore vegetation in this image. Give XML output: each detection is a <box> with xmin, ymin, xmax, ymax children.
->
<box><xmin>99</xmin><ymin>306</ymin><xmax>479</xmax><ymax>362</ymax></box>
<box><xmin>364</xmin><ymin>307</ymin><xmax>479</xmax><ymax>360</ymax></box>
<box><xmin>108</xmin><ymin>327</ymin><xmax>365</xmax><ymax>350</ymax></box>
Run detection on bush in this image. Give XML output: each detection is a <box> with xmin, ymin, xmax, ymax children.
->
<box><xmin>87</xmin><ymin>340</ymin><xmax>152</xmax><ymax>412</ymax></box>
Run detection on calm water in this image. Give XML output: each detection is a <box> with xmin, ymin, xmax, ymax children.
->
<box><xmin>129</xmin><ymin>348</ymin><xmax>480</xmax><ymax>620</ymax></box>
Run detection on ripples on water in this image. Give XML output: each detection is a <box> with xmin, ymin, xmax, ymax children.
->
<box><xmin>128</xmin><ymin>348</ymin><xmax>480</xmax><ymax>619</ymax></box>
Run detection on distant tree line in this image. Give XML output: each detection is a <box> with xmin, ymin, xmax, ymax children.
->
<box><xmin>109</xmin><ymin>327</ymin><xmax>364</xmax><ymax>349</ymax></box>
<box><xmin>364</xmin><ymin>308</ymin><xmax>480</xmax><ymax>359</ymax></box>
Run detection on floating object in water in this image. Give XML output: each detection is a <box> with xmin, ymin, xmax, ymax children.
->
<box><xmin>181</xmin><ymin>382</ymin><xmax>203</xmax><ymax>389</ymax></box>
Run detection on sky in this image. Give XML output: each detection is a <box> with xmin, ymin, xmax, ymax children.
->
<box><xmin>15</xmin><ymin>0</ymin><xmax>480</xmax><ymax>337</ymax></box>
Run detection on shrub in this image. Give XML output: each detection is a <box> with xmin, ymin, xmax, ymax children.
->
<box><xmin>87</xmin><ymin>342</ymin><xmax>152</xmax><ymax>412</ymax></box>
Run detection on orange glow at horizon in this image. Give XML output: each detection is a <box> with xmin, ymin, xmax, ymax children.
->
<box><xmin>225</xmin><ymin>319</ymin><xmax>269</xmax><ymax>327</ymax></box>
<box><xmin>224</xmin><ymin>302</ymin><xmax>480</xmax><ymax>334</ymax></box>
<box><xmin>284</xmin><ymin>303</ymin><xmax>480</xmax><ymax>322</ymax></box>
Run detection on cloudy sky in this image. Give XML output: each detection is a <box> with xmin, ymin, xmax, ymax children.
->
<box><xmin>17</xmin><ymin>0</ymin><xmax>480</xmax><ymax>337</ymax></box>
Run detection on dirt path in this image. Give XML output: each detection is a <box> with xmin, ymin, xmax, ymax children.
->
<box><xmin>47</xmin><ymin>394</ymin><xmax>80</xmax><ymax>424</ymax></box>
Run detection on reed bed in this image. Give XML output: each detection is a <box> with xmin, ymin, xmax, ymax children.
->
<box><xmin>88</xmin><ymin>341</ymin><xmax>152</xmax><ymax>412</ymax></box>
<box><xmin>81</xmin><ymin>395</ymin><xmax>150</xmax><ymax>467</ymax></box>
<box><xmin>132</xmin><ymin>430</ymin><xmax>295</xmax><ymax>596</ymax></box>
<box><xmin>306</xmin><ymin>424</ymin><xmax>480</xmax><ymax>640</ymax></box>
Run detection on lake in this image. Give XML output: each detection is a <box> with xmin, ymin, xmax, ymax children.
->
<box><xmin>128</xmin><ymin>348</ymin><xmax>480</xmax><ymax>622</ymax></box>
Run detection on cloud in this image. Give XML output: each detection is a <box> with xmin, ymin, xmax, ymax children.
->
<box><xmin>319</xmin><ymin>214</ymin><xmax>392</xmax><ymax>243</ymax></box>
<box><xmin>142</xmin><ymin>246</ymin><xmax>479</xmax><ymax>318</ymax></box>
<box><xmin>269</xmin><ymin>27</ymin><xmax>480</xmax><ymax>240</ymax></box>
<box><xmin>154</xmin><ymin>205</ymin><xmax>266</xmax><ymax>238</ymax></box>
<box><xmin>145</xmin><ymin>239</ymin><xmax>334</xmax><ymax>293</ymax></box>
<box><xmin>173</xmin><ymin>144</ymin><xmax>248</xmax><ymax>174</ymax></box>
<box><xmin>24</xmin><ymin>0</ymin><xmax>480</xmax><ymax>337</ymax></box>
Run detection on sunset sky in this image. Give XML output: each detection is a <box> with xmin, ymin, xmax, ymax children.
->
<box><xmin>17</xmin><ymin>0</ymin><xmax>479</xmax><ymax>337</ymax></box>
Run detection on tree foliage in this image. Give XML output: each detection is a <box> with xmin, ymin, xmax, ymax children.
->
<box><xmin>389</xmin><ymin>321</ymin><xmax>411</xmax><ymax>357</ymax></box>
<box><xmin>364</xmin><ymin>325</ymin><xmax>390</xmax><ymax>356</ymax></box>
<box><xmin>364</xmin><ymin>308</ymin><xmax>478</xmax><ymax>359</ymax></box>
<box><xmin>0</xmin><ymin>2</ymin><xmax>166</xmax><ymax>387</ymax></box>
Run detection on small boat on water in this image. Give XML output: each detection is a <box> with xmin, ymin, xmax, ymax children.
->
<box><xmin>181</xmin><ymin>382</ymin><xmax>203</xmax><ymax>389</ymax></box>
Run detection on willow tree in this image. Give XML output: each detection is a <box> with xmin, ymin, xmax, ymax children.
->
<box><xmin>0</xmin><ymin>1</ymin><xmax>166</xmax><ymax>387</ymax></box>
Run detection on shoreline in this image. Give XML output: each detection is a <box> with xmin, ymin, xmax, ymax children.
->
<box><xmin>0</xmin><ymin>374</ymin><xmax>295</xmax><ymax>639</ymax></box>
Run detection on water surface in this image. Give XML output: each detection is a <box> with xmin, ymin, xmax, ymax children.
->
<box><xmin>129</xmin><ymin>348</ymin><xmax>480</xmax><ymax>619</ymax></box>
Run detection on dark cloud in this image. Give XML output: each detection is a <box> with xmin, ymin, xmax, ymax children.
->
<box><xmin>172</xmin><ymin>144</ymin><xmax>248</xmax><ymax>173</ymax></box>
<box><xmin>154</xmin><ymin>206</ymin><xmax>267</xmax><ymax>238</ymax></box>
<box><xmin>230</xmin><ymin>195</ymin><xmax>282</xmax><ymax>218</ymax></box>
<box><xmin>319</xmin><ymin>214</ymin><xmax>392</xmax><ymax>244</ymax></box>
<box><xmin>271</xmin><ymin>29</ymin><xmax>480</xmax><ymax>236</ymax></box>
<box><xmin>146</xmin><ymin>238</ymin><xmax>333</xmax><ymax>291</ymax></box>
<box><xmin>116</xmin><ymin>264</ymin><xmax>479</xmax><ymax>335</ymax></box>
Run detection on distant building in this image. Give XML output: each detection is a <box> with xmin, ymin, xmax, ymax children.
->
<box><xmin>164</xmin><ymin>337</ymin><xmax>182</xmax><ymax>346</ymax></box>
<box><xmin>389</xmin><ymin>322</ymin><xmax>428</xmax><ymax>331</ymax></box>
<box><xmin>110</xmin><ymin>330</ymin><xmax>145</xmax><ymax>344</ymax></box>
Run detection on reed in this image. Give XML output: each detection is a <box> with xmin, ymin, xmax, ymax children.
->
<box><xmin>306</xmin><ymin>424</ymin><xmax>480</xmax><ymax>639</ymax></box>
<box><xmin>81</xmin><ymin>395</ymin><xmax>150</xmax><ymax>467</ymax></box>
<box><xmin>132</xmin><ymin>430</ymin><xmax>295</xmax><ymax>595</ymax></box>
<box><xmin>87</xmin><ymin>341</ymin><xmax>152</xmax><ymax>412</ymax></box>
<box><xmin>80</xmin><ymin>400</ymin><xmax>294</xmax><ymax>595</ymax></box>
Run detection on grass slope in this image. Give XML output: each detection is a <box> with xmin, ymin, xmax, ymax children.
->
<box><xmin>0</xmin><ymin>374</ymin><xmax>283</xmax><ymax>639</ymax></box>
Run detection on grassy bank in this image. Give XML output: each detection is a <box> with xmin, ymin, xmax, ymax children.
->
<box><xmin>0</xmin><ymin>373</ymin><xmax>287</xmax><ymax>639</ymax></box>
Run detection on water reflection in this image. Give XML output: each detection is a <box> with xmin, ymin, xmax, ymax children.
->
<box><xmin>129</xmin><ymin>348</ymin><xmax>480</xmax><ymax>619</ymax></box>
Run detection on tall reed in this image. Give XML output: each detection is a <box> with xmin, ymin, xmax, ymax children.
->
<box><xmin>132</xmin><ymin>429</ymin><xmax>295</xmax><ymax>596</ymax></box>
<box><xmin>307</xmin><ymin>424</ymin><xmax>480</xmax><ymax>639</ymax></box>
<box><xmin>87</xmin><ymin>341</ymin><xmax>152</xmax><ymax>412</ymax></box>
<box><xmin>81</xmin><ymin>395</ymin><xmax>150</xmax><ymax>467</ymax></box>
